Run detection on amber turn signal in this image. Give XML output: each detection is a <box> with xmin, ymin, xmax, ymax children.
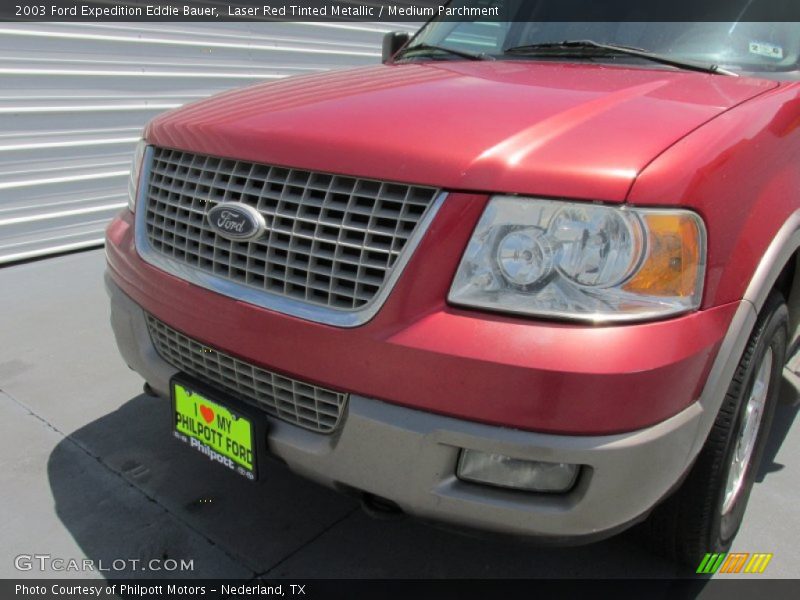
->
<box><xmin>624</xmin><ymin>214</ymin><xmax>704</xmax><ymax>298</ymax></box>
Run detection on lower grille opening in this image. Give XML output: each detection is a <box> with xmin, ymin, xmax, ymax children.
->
<box><xmin>145</xmin><ymin>314</ymin><xmax>348</xmax><ymax>434</ymax></box>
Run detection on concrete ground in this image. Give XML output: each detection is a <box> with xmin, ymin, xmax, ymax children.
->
<box><xmin>0</xmin><ymin>249</ymin><xmax>798</xmax><ymax>581</ymax></box>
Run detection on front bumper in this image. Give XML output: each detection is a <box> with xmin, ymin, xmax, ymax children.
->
<box><xmin>107</xmin><ymin>274</ymin><xmax>706</xmax><ymax>539</ymax></box>
<box><xmin>106</xmin><ymin>208</ymin><xmax>738</xmax><ymax>435</ymax></box>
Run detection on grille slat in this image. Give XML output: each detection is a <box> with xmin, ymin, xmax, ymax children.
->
<box><xmin>144</xmin><ymin>147</ymin><xmax>439</xmax><ymax>312</ymax></box>
<box><xmin>147</xmin><ymin>315</ymin><xmax>347</xmax><ymax>434</ymax></box>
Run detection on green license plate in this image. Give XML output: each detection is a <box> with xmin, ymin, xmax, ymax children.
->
<box><xmin>172</xmin><ymin>381</ymin><xmax>256</xmax><ymax>481</ymax></box>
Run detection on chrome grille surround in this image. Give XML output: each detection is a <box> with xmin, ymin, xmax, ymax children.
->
<box><xmin>146</xmin><ymin>314</ymin><xmax>348</xmax><ymax>433</ymax></box>
<box><xmin>135</xmin><ymin>146</ymin><xmax>443</xmax><ymax>327</ymax></box>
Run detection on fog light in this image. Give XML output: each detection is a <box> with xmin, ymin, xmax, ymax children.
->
<box><xmin>457</xmin><ymin>449</ymin><xmax>579</xmax><ymax>493</ymax></box>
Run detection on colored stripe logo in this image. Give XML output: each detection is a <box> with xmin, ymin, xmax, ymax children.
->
<box><xmin>696</xmin><ymin>552</ymin><xmax>773</xmax><ymax>574</ymax></box>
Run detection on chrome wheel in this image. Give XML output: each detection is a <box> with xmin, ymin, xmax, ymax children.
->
<box><xmin>641</xmin><ymin>292</ymin><xmax>787</xmax><ymax>566</ymax></box>
<box><xmin>721</xmin><ymin>347</ymin><xmax>773</xmax><ymax>515</ymax></box>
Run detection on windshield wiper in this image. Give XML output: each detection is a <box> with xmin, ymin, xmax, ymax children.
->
<box><xmin>397</xmin><ymin>43</ymin><xmax>494</xmax><ymax>62</ymax></box>
<box><xmin>504</xmin><ymin>40</ymin><xmax>737</xmax><ymax>76</ymax></box>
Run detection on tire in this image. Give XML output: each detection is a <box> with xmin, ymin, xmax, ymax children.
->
<box><xmin>640</xmin><ymin>291</ymin><xmax>788</xmax><ymax>566</ymax></box>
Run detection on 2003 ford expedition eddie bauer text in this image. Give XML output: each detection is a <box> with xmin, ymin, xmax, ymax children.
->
<box><xmin>105</xmin><ymin>4</ymin><xmax>800</xmax><ymax>565</ymax></box>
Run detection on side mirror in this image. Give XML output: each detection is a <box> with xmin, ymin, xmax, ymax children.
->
<box><xmin>382</xmin><ymin>31</ymin><xmax>411</xmax><ymax>63</ymax></box>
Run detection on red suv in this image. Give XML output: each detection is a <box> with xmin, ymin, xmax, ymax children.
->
<box><xmin>105</xmin><ymin>14</ymin><xmax>799</xmax><ymax>565</ymax></box>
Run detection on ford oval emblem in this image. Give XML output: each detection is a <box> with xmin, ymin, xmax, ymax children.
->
<box><xmin>207</xmin><ymin>202</ymin><xmax>267</xmax><ymax>242</ymax></box>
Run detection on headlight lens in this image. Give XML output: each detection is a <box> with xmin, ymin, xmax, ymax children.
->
<box><xmin>549</xmin><ymin>205</ymin><xmax>644</xmax><ymax>287</ymax></box>
<box><xmin>448</xmin><ymin>196</ymin><xmax>706</xmax><ymax>322</ymax></box>
<box><xmin>495</xmin><ymin>227</ymin><xmax>555</xmax><ymax>288</ymax></box>
<box><xmin>127</xmin><ymin>140</ymin><xmax>147</xmax><ymax>213</ymax></box>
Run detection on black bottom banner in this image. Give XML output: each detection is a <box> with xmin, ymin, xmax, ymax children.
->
<box><xmin>4</xmin><ymin>579</ymin><xmax>800</xmax><ymax>600</ymax></box>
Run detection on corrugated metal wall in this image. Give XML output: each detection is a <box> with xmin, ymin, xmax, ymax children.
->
<box><xmin>0</xmin><ymin>21</ymin><xmax>417</xmax><ymax>264</ymax></box>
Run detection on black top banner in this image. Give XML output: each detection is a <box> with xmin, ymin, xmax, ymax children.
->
<box><xmin>4</xmin><ymin>0</ymin><xmax>800</xmax><ymax>23</ymax></box>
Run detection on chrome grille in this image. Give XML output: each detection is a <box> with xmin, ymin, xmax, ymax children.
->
<box><xmin>146</xmin><ymin>315</ymin><xmax>348</xmax><ymax>433</ymax></box>
<box><xmin>143</xmin><ymin>147</ymin><xmax>439</xmax><ymax>312</ymax></box>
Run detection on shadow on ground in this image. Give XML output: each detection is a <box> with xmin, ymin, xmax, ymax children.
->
<box><xmin>45</xmin><ymin>385</ymin><xmax>795</xmax><ymax>580</ymax></box>
<box><xmin>756</xmin><ymin>375</ymin><xmax>800</xmax><ymax>482</ymax></box>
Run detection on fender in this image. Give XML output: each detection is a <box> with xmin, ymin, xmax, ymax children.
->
<box><xmin>745</xmin><ymin>209</ymin><xmax>800</xmax><ymax>338</ymax></box>
<box><xmin>688</xmin><ymin>209</ymin><xmax>800</xmax><ymax>460</ymax></box>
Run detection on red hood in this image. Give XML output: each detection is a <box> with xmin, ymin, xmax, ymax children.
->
<box><xmin>147</xmin><ymin>62</ymin><xmax>776</xmax><ymax>201</ymax></box>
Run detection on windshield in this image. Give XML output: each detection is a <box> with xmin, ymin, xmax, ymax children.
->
<box><xmin>406</xmin><ymin>1</ymin><xmax>800</xmax><ymax>76</ymax></box>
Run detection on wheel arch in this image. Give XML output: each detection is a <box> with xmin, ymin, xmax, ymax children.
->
<box><xmin>689</xmin><ymin>209</ymin><xmax>800</xmax><ymax>460</ymax></box>
<box><xmin>744</xmin><ymin>209</ymin><xmax>800</xmax><ymax>348</ymax></box>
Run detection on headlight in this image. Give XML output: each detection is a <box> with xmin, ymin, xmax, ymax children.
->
<box><xmin>448</xmin><ymin>196</ymin><xmax>706</xmax><ymax>322</ymax></box>
<box><xmin>127</xmin><ymin>140</ymin><xmax>148</xmax><ymax>213</ymax></box>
